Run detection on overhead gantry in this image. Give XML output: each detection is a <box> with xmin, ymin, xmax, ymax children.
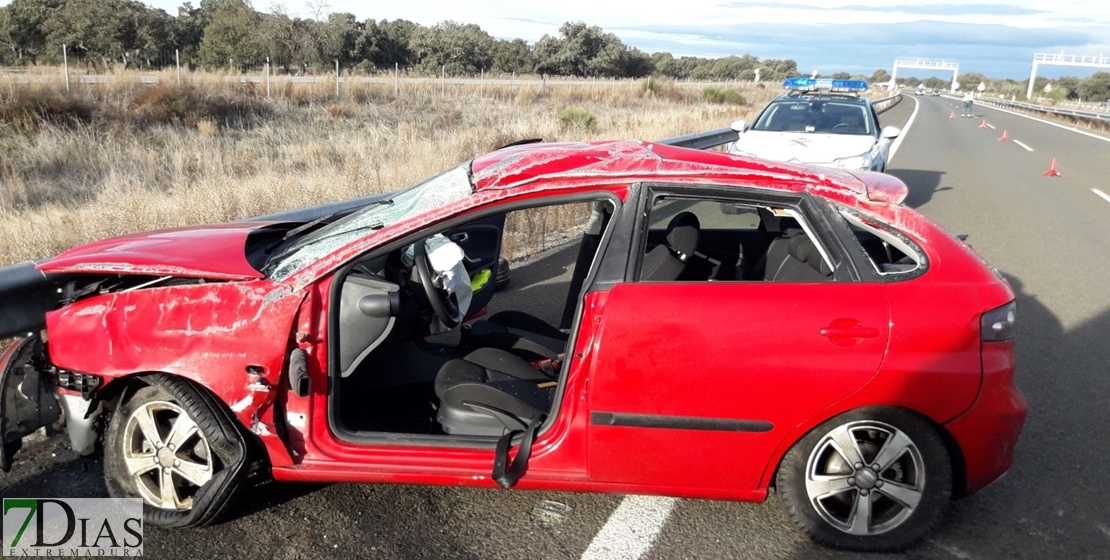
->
<box><xmin>891</xmin><ymin>59</ymin><xmax>960</xmax><ymax>92</ymax></box>
<box><xmin>1026</xmin><ymin>53</ymin><xmax>1110</xmax><ymax>100</ymax></box>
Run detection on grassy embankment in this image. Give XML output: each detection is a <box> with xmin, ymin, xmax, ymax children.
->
<box><xmin>0</xmin><ymin>70</ymin><xmax>772</xmax><ymax>266</ymax></box>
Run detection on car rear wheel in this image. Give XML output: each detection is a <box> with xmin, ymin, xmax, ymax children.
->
<box><xmin>776</xmin><ymin>408</ymin><xmax>951</xmax><ymax>551</ymax></box>
<box><xmin>103</xmin><ymin>374</ymin><xmax>254</xmax><ymax>528</ymax></box>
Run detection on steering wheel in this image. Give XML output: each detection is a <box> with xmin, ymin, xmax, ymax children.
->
<box><xmin>412</xmin><ymin>240</ymin><xmax>462</xmax><ymax>328</ymax></box>
<box><xmin>832</xmin><ymin>123</ymin><xmax>853</xmax><ymax>131</ymax></box>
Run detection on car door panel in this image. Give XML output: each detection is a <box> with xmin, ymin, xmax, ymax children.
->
<box><xmin>587</xmin><ymin>281</ymin><xmax>889</xmax><ymax>492</ymax></box>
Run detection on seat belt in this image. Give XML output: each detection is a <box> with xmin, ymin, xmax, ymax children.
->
<box><xmin>492</xmin><ymin>414</ymin><xmax>546</xmax><ymax>489</ymax></box>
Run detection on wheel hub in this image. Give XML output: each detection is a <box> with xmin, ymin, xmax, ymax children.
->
<box><xmin>156</xmin><ymin>446</ymin><xmax>175</xmax><ymax>468</ymax></box>
<box><xmin>854</xmin><ymin>468</ymin><xmax>878</xmax><ymax>489</ymax></box>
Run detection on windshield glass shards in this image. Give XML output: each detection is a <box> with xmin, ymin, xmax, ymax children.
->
<box><xmin>266</xmin><ymin>164</ymin><xmax>473</xmax><ymax>279</ymax></box>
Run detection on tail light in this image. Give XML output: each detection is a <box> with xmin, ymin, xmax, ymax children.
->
<box><xmin>981</xmin><ymin>301</ymin><xmax>1016</xmax><ymax>342</ymax></box>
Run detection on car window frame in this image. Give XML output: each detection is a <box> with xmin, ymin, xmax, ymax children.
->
<box><xmin>325</xmin><ymin>188</ymin><xmax>626</xmax><ymax>449</ymax></box>
<box><xmin>626</xmin><ymin>182</ymin><xmax>864</xmax><ymax>283</ymax></box>
<box><xmin>827</xmin><ymin>204</ymin><xmax>931</xmax><ymax>283</ymax></box>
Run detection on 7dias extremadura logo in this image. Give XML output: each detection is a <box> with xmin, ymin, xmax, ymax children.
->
<box><xmin>2</xmin><ymin>498</ymin><xmax>143</xmax><ymax>557</ymax></box>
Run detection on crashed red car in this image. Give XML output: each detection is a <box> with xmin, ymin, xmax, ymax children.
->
<box><xmin>0</xmin><ymin>140</ymin><xmax>1025</xmax><ymax>551</ymax></box>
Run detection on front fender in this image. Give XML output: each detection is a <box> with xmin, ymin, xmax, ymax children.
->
<box><xmin>45</xmin><ymin>279</ymin><xmax>305</xmax><ymax>467</ymax></box>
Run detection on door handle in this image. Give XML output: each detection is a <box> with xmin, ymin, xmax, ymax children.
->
<box><xmin>449</xmin><ymin>232</ymin><xmax>469</xmax><ymax>244</ymax></box>
<box><xmin>820</xmin><ymin>318</ymin><xmax>880</xmax><ymax>340</ymax></box>
<box><xmin>820</xmin><ymin>326</ymin><xmax>880</xmax><ymax>338</ymax></box>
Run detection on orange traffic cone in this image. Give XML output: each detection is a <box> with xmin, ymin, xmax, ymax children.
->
<box><xmin>949</xmin><ymin>111</ymin><xmax>956</xmax><ymax>119</ymax></box>
<box><xmin>1043</xmin><ymin>158</ymin><xmax>1062</xmax><ymax>177</ymax></box>
<box><xmin>997</xmin><ymin>129</ymin><xmax>1009</xmax><ymax>142</ymax></box>
<box><xmin>978</xmin><ymin>119</ymin><xmax>989</xmax><ymax>128</ymax></box>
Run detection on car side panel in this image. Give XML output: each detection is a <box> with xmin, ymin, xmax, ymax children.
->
<box><xmin>586</xmin><ymin>281</ymin><xmax>890</xmax><ymax>493</ymax></box>
<box><xmin>752</xmin><ymin>222</ymin><xmax>1017</xmax><ymax>491</ymax></box>
<box><xmin>45</xmin><ymin>279</ymin><xmax>304</xmax><ymax>467</ymax></box>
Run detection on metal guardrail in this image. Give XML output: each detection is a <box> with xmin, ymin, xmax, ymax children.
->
<box><xmin>872</xmin><ymin>93</ymin><xmax>902</xmax><ymax>113</ymax></box>
<box><xmin>657</xmin><ymin>127</ymin><xmax>739</xmax><ymax>150</ymax></box>
<box><xmin>979</xmin><ymin>98</ymin><xmax>1110</xmax><ymax>125</ymax></box>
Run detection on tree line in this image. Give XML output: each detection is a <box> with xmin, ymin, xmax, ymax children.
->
<box><xmin>0</xmin><ymin>0</ymin><xmax>798</xmax><ymax>80</ymax></box>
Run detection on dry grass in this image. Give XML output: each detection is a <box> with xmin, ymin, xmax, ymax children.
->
<box><xmin>0</xmin><ymin>71</ymin><xmax>776</xmax><ymax>266</ymax></box>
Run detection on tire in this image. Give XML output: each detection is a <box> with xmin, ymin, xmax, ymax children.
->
<box><xmin>103</xmin><ymin>373</ymin><xmax>254</xmax><ymax>528</ymax></box>
<box><xmin>775</xmin><ymin>408</ymin><xmax>951</xmax><ymax>552</ymax></box>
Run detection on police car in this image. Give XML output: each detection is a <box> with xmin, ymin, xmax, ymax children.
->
<box><xmin>729</xmin><ymin>78</ymin><xmax>901</xmax><ymax>172</ymax></box>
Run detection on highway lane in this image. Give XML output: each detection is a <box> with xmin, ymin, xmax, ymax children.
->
<box><xmin>4</xmin><ymin>94</ymin><xmax>1110</xmax><ymax>559</ymax></box>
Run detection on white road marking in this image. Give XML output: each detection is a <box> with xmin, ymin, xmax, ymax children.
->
<box><xmin>978</xmin><ymin>102</ymin><xmax>1110</xmax><ymax>144</ymax></box>
<box><xmin>986</xmin><ymin>123</ymin><xmax>996</xmax><ymax>129</ymax></box>
<box><xmin>887</xmin><ymin>94</ymin><xmax>919</xmax><ymax>164</ymax></box>
<box><xmin>1013</xmin><ymin>140</ymin><xmax>1034</xmax><ymax>152</ymax></box>
<box><xmin>1092</xmin><ymin>189</ymin><xmax>1110</xmax><ymax>205</ymax></box>
<box><xmin>581</xmin><ymin>496</ymin><xmax>677</xmax><ymax>560</ymax></box>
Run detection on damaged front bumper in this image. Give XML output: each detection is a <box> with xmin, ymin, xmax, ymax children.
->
<box><xmin>0</xmin><ymin>335</ymin><xmax>102</xmax><ymax>471</ymax></box>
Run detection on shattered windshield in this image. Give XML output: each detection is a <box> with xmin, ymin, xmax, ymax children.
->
<box><xmin>753</xmin><ymin>99</ymin><xmax>873</xmax><ymax>135</ymax></box>
<box><xmin>267</xmin><ymin>164</ymin><xmax>473</xmax><ymax>280</ymax></box>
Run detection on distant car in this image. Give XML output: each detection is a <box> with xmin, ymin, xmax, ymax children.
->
<box><xmin>1</xmin><ymin>140</ymin><xmax>1025</xmax><ymax>552</ymax></box>
<box><xmin>729</xmin><ymin>78</ymin><xmax>901</xmax><ymax>173</ymax></box>
<box><xmin>931</xmin><ymin>89</ymin><xmax>941</xmax><ymax>97</ymax></box>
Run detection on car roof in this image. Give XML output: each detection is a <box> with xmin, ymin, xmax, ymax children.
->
<box><xmin>468</xmin><ymin>140</ymin><xmax>906</xmax><ymax>207</ymax></box>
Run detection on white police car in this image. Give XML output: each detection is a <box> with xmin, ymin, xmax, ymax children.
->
<box><xmin>729</xmin><ymin>78</ymin><xmax>901</xmax><ymax>172</ymax></box>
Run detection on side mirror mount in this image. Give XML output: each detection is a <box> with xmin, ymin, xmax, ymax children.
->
<box><xmin>731</xmin><ymin>120</ymin><xmax>748</xmax><ymax>132</ymax></box>
<box><xmin>881</xmin><ymin>126</ymin><xmax>901</xmax><ymax>139</ymax></box>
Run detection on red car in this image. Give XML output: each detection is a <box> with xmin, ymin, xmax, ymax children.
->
<box><xmin>0</xmin><ymin>140</ymin><xmax>1025</xmax><ymax>551</ymax></box>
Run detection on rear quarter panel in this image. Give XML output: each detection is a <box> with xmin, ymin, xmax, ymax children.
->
<box><xmin>757</xmin><ymin>209</ymin><xmax>1014</xmax><ymax>489</ymax></box>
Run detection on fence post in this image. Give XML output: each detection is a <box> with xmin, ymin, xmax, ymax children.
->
<box><xmin>62</xmin><ymin>44</ymin><xmax>70</xmax><ymax>92</ymax></box>
<box><xmin>175</xmin><ymin>49</ymin><xmax>181</xmax><ymax>85</ymax></box>
<box><xmin>265</xmin><ymin>57</ymin><xmax>271</xmax><ymax>98</ymax></box>
<box><xmin>335</xmin><ymin>59</ymin><xmax>340</xmax><ymax>99</ymax></box>
<box><xmin>394</xmin><ymin>62</ymin><xmax>398</xmax><ymax>96</ymax></box>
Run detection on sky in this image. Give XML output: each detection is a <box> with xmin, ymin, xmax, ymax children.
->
<box><xmin>151</xmin><ymin>0</ymin><xmax>1110</xmax><ymax>79</ymax></box>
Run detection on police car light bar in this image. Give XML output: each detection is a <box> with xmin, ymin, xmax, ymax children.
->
<box><xmin>783</xmin><ymin>77</ymin><xmax>869</xmax><ymax>93</ymax></box>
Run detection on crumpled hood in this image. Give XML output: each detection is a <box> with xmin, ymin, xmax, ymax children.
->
<box><xmin>38</xmin><ymin>221</ymin><xmax>274</xmax><ymax>280</ymax></box>
<box><xmin>732</xmin><ymin>131</ymin><xmax>876</xmax><ymax>164</ymax></box>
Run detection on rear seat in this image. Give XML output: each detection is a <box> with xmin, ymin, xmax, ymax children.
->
<box><xmin>765</xmin><ymin>234</ymin><xmax>833</xmax><ymax>282</ymax></box>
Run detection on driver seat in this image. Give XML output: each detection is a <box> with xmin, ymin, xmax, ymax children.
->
<box><xmin>435</xmin><ymin>347</ymin><xmax>554</xmax><ymax>436</ymax></box>
<box><xmin>460</xmin><ymin>212</ymin><xmax>702</xmax><ymax>361</ymax></box>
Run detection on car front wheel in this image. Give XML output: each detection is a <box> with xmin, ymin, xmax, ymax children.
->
<box><xmin>776</xmin><ymin>408</ymin><xmax>952</xmax><ymax>551</ymax></box>
<box><xmin>103</xmin><ymin>373</ymin><xmax>254</xmax><ymax>528</ymax></box>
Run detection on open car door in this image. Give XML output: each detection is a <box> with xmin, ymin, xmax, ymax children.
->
<box><xmin>0</xmin><ymin>335</ymin><xmax>61</xmax><ymax>471</ymax></box>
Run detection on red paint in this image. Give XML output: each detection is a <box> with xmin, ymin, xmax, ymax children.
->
<box><xmin>39</xmin><ymin>221</ymin><xmax>274</xmax><ymax>279</ymax></box>
<box><xmin>19</xmin><ymin>141</ymin><xmax>1024</xmax><ymax>514</ymax></box>
<box><xmin>946</xmin><ymin>340</ymin><xmax>1025</xmax><ymax>495</ymax></box>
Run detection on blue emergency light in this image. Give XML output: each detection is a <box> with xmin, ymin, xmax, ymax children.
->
<box><xmin>783</xmin><ymin>77</ymin><xmax>869</xmax><ymax>93</ymax></box>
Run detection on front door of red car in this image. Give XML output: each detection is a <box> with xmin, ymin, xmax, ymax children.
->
<box><xmin>587</xmin><ymin>281</ymin><xmax>889</xmax><ymax>493</ymax></box>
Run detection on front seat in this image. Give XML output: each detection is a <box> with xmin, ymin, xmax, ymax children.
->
<box><xmin>435</xmin><ymin>348</ymin><xmax>555</xmax><ymax>436</ymax></box>
<box><xmin>641</xmin><ymin>211</ymin><xmax>701</xmax><ymax>281</ymax></box>
<box><xmin>461</xmin><ymin>211</ymin><xmax>702</xmax><ymax>360</ymax></box>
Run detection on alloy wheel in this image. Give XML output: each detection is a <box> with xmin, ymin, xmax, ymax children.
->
<box><xmin>803</xmin><ymin>420</ymin><xmax>926</xmax><ymax>536</ymax></box>
<box><xmin>121</xmin><ymin>400</ymin><xmax>214</xmax><ymax>510</ymax></box>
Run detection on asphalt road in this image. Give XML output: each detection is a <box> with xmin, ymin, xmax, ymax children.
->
<box><xmin>4</xmin><ymin>94</ymin><xmax>1110</xmax><ymax>559</ymax></box>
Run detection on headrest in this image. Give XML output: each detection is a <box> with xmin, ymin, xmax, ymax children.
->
<box><xmin>788</xmin><ymin>235</ymin><xmax>833</xmax><ymax>276</ymax></box>
<box><xmin>665</xmin><ymin>212</ymin><xmax>700</xmax><ymax>261</ymax></box>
